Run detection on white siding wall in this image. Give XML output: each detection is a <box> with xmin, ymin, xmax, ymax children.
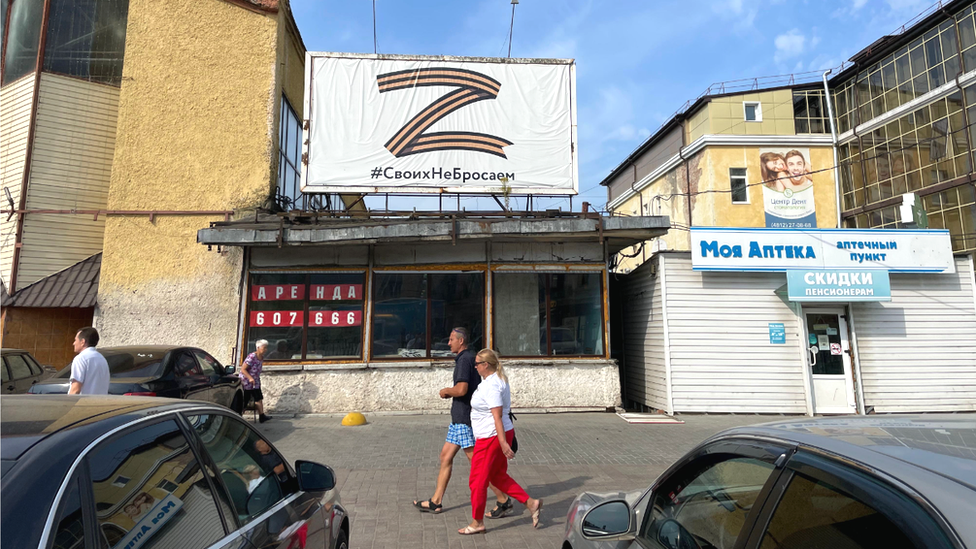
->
<box><xmin>0</xmin><ymin>75</ymin><xmax>36</xmax><ymax>291</ymax></box>
<box><xmin>664</xmin><ymin>254</ymin><xmax>808</xmax><ymax>413</ymax></box>
<box><xmin>17</xmin><ymin>73</ymin><xmax>119</xmax><ymax>286</ymax></box>
<box><xmin>621</xmin><ymin>256</ymin><xmax>669</xmax><ymax>411</ymax></box>
<box><xmin>853</xmin><ymin>256</ymin><xmax>976</xmax><ymax>413</ymax></box>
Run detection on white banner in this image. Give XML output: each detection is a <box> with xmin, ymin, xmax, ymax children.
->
<box><xmin>302</xmin><ymin>53</ymin><xmax>577</xmax><ymax>194</ymax></box>
<box><xmin>691</xmin><ymin>228</ymin><xmax>955</xmax><ymax>273</ymax></box>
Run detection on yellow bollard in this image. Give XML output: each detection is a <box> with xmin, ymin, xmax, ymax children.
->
<box><xmin>341</xmin><ymin>412</ymin><xmax>367</xmax><ymax>426</ymax></box>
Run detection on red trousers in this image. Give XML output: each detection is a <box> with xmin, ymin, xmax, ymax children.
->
<box><xmin>469</xmin><ymin>430</ymin><xmax>530</xmax><ymax>521</ymax></box>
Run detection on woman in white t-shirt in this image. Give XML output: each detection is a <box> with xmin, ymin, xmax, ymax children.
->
<box><xmin>459</xmin><ymin>349</ymin><xmax>543</xmax><ymax>535</ymax></box>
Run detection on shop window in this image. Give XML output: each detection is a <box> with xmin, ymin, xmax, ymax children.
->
<box><xmin>371</xmin><ymin>272</ymin><xmax>484</xmax><ymax>359</ymax></box>
<box><xmin>493</xmin><ymin>272</ymin><xmax>605</xmax><ymax>357</ymax></box>
<box><xmin>307</xmin><ymin>273</ymin><xmax>364</xmax><ymax>359</ymax></box>
<box><xmin>730</xmin><ymin>168</ymin><xmax>748</xmax><ymax>204</ymax></box>
<box><xmin>246</xmin><ymin>272</ymin><xmax>365</xmax><ymax>361</ymax></box>
<box><xmin>43</xmin><ymin>0</ymin><xmax>129</xmax><ymax>86</ymax></box>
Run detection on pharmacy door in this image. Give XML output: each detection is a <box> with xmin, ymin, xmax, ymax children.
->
<box><xmin>804</xmin><ymin>309</ymin><xmax>856</xmax><ymax>414</ymax></box>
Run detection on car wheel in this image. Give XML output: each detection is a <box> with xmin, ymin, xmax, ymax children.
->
<box><xmin>335</xmin><ymin>528</ymin><xmax>348</xmax><ymax>549</ymax></box>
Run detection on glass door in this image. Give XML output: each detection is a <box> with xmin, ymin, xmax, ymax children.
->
<box><xmin>804</xmin><ymin>309</ymin><xmax>856</xmax><ymax>414</ymax></box>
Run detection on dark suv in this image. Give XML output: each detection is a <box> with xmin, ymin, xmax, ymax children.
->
<box><xmin>1</xmin><ymin>395</ymin><xmax>349</xmax><ymax>549</ymax></box>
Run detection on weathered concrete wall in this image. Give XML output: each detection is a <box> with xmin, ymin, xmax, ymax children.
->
<box><xmin>96</xmin><ymin>0</ymin><xmax>289</xmax><ymax>363</ymax></box>
<box><xmin>259</xmin><ymin>361</ymin><xmax>622</xmax><ymax>414</ymax></box>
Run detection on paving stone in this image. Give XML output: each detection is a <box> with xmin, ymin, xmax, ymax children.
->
<box><xmin>259</xmin><ymin>412</ymin><xmax>775</xmax><ymax>548</ymax></box>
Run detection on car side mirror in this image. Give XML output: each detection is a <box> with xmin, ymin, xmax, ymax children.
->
<box><xmin>581</xmin><ymin>500</ymin><xmax>634</xmax><ymax>540</ymax></box>
<box><xmin>296</xmin><ymin>460</ymin><xmax>336</xmax><ymax>492</ymax></box>
<box><xmin>224</xmin><ymin>365</ymin><xmax>236</xmax><ymax>375</ymax></box>
<box><xmin>657</xmin><ymin>519</ymin><xmax>702</xmax><ymax>549</ymax></box>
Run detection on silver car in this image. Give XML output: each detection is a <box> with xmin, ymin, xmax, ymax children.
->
<box><xmin>564</xmin><ymin>416</ymin><xmax>976</xmax><ymax>549</ymax></box>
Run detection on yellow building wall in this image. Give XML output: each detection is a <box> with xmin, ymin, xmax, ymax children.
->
<box><xmin>96</xmin><ymin>0</ymin><xmax>292</xmax><ymax>363</ymax></box>
<box><xmin>279</xmin><ymin>17</ymin><xmax>306</xmax><ymax>119</ymax></box>
<box><xmin>612</xmin><ymin>161</ymin><xmax>696</xmax><ymax>273</ymax></box>
<box><xmin>708</xmin><ymin>89</ymin><xmax>796</xmax><ymax>136</ymax></box>
<box><xmin>685</xmin><ymin>103</ymin><xmax>710</xmax><ymax>144</ymax></box>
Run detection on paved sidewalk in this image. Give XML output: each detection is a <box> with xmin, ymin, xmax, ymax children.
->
<box><xmin>260</xmin><ymin>412</ymin><xmax>775</xmax><ymax>548</ymax></box>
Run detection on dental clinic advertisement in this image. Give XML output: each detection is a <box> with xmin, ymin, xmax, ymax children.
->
<box><xmin>760</xmin><ymin>147</ymin><xmax>817</xmax><ymax>228</ymax></box>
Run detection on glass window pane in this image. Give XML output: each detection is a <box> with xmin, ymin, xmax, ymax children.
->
<box><xmin>941</xmin><ymin>25</ymin><xmax>959</xmax><ymax>58</ymax></box>
<box><xmin>88</xmin><ymin>420</ymin><xmax>227</xmax><ymax>549</ymax></box>
<box><xmin>6</xmin><ymin>355</ymin><xmax>32</xmax><ymax>379</ymax></box>
<box><xmin>2</xmin><ymin>0</ymin><xmax>45</xmax><ymax>84</ymax></box>
<box><xmin>744</xmin><ymin>104</ymin><xmax>757</xmax><ymax>121</ymax></box>
<box><xmin>944</xmin><ymin>55</ymin><xmax>961</xmax><ymax>80</ymax></box>
<box><xmin>795</xmin><ymin>118</ymin><xmax>809</xmax><ymax>134</ymax></box>
<box><xmin>493</xmin><ymin>273</ymin><xmax>546</xmax><ymax>356</ymax></box>
<box><xmin>641</xmin><ymin>457</ymin><xmax>775</xmax><ymax>549</ymax></box>
<box><xmin>43</xmin><ymin>0</ymin><xmax>129</xmax><ymax>86</ymax></box>
<box><xmin>549</xmin><ymin>273</ymin><xmax>604</xmax><ymax>356</ymax></box>
<box><xmin>960</xmin><ymin>16</ymin><xmax>976</xmax><ymax>51</ymax></box>
<box><xmin>187</xmin><ymin>414</ymin><xmax>297</xmax><ymax>524</ymax></box>
<box><xmin>372</xmin><ymin>273</ymin><xmax>427</xmax><ymax>358</ymax></box>
<box><xmin>430</xmin><ymin>273</ymin><xmax>485</xmax><ymax>358</ymax></box>
<box><xmin>307</xmin><ymin>273</ymin><xmax>364</xmax><ymax>359</ymax></box>
<box><xmin>759</xmin><ymin>472</ymin><xmax>913</xmax><ymax>549</ymax></box>
<box><xmin>793</xmin><ymin>94</ymin><xmax>807</xmax><ymax>118</ymax></box>
<box><xmin>247</xmin><ymin>274</ymin><xmax>306</xmax><ymax>361</ymax></box>
<box><xmin>51</xmin><ymin>476</ymin><xmax>84</xmax><ymax>549</ymax></box>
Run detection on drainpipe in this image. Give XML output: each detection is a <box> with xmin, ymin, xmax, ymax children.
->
<box><xmin>822</xmin><ymin>69</ymin><xmax>842</xmax><ymax>228</ymax></box>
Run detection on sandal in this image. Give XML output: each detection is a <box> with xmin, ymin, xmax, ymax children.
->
<box><xmin>531</xmin><ymin>499</ymin><xmax>543</xmax><ymax>529</ymax></box>
<box><xmin>458</xmin><ymin>525</ymin><xmax>486</xmax><ymax>535</ymax></box>
<box><xmin>485</xmin><ymin>497</ymin><xmax>514</xmax><ymax>519</ymax></box>
<box><xmin>412</xmin><ymin>499</ymin><xmax>442</xmax><ymax>513</ymax></box>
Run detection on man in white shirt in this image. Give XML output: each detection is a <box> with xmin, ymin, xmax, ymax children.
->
<box><xmin>67</xmin><ymin>327</ymin><xmax>110</xmax><ymax>395</ymax></box>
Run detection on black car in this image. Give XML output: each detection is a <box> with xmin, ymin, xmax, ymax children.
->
<box><xmin>0</xmin><ymin>395</ymin><xmax>349</xmax><ymax>549</ymax></box>
<box><xmin>1</xmin><ymin>348</ymin><xmax>57</xmax><ymax>394</ymax></box>
<box><xmin>29</xmin><ymin>346</ymin><xmax>244</xmax><ymax>413</ymax></box>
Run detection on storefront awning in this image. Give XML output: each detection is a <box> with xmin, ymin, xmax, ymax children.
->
<box><xmin>198</xmin><ymin>214</ymin><xmax>670</xmax><ymax>255</ymax></box>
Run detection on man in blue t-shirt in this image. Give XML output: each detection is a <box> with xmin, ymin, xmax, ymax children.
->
<box><xmin>413</xmin><ymin>327</ymin><xmax>508</xmax><ymax>515</ymax></box>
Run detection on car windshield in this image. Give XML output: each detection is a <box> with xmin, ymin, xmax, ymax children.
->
<box><xmin>55</xmin><ymin>351</ymin><xmax>166</xmax><ymax>379</ymax></box>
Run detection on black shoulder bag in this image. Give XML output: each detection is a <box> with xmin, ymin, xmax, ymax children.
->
<box><xmin>508</xmin><ymin>411</ymin><xmax>519</xmax><ymax>454</ymax></box>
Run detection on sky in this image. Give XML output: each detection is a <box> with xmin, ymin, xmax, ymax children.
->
<box><xmin>290</xmin><ymin>0</ymin><xmax>940</xmax><ymax>212</ymax></box>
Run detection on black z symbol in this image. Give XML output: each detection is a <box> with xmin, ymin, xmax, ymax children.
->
<box><xmin>378</xmin><ymin>67</ymin><xmax>513</xmax><ymax>158</ymax></box>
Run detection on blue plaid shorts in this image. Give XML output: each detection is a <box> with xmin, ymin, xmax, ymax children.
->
<box><xmin>446</xmin><ymin>423</ymin><xmax>476</xmax><ymax>449</ymax></box>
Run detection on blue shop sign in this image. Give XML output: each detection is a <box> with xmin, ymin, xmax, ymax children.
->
<box><xmin>787</xmin><ymin>269</ymin><xmax>891</xmax><ymax>302</ymax></box>
<box><xmin>768</xmin><ymin>323</ymin><xmax>786</xmax><ymax>344</ymax></box>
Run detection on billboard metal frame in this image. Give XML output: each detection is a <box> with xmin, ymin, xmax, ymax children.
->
<box><xmin>301</xmin><ymin>52</ymin><xmax>578</xmax><ymax>196</ymax></box>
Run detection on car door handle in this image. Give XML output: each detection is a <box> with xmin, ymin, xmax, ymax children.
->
<box><xmin>6</xmin><ymin>385</ymin><xmax>14</xmax><ymax>391</ymax></box>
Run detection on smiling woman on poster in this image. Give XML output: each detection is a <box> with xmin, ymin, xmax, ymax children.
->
<box><xmin>760</xmin><ymin>147</ymin><xmax>818</xmax><ymax>228</ymax></box>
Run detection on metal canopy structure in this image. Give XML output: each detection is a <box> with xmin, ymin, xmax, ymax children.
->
<box><xmin>198</xmin><ymin>212</ymin><xmax>669</xmax><ymax>256</ymax></box>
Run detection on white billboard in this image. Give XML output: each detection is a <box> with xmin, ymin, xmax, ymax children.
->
<box><xmin>690</xmin><ymin>227</ymin><xmax>955</xmax><ymax>273</ymax></box>
<box><xmin>302</xmin><ymin>53</ymin><xmax>577</xmax><ymax>194</ymax></box>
